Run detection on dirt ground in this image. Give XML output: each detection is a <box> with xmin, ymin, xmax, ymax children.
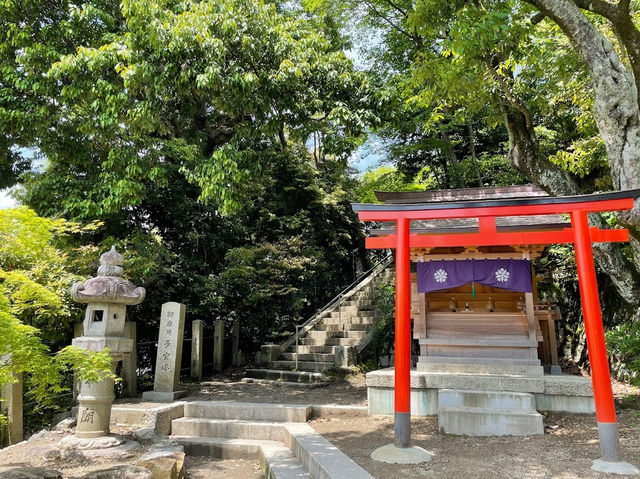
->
<box><xmin>184</xmin><ymin>456</ymin><xmax>262</xmax><ymax>479</ymax></box>
<box><xmin>1</xmin><ymin>374</ymin><xmax>639</xmax><ymax>479</ymax></box>
<box><xmin>177</xmin><ymin>372</ymin><xmax>369</xmax><ymax>406</ymax></box>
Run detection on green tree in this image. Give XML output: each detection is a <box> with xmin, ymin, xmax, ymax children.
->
<box><xmin>0</xmin><ymin>207</ymin><xmax>114</xmax><ymax>416</ymax></box>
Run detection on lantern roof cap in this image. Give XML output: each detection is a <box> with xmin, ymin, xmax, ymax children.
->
<box><xmin>71</xmin><ymin>246</ymin><xmax>145</xmax><ymax>305</ymax></box>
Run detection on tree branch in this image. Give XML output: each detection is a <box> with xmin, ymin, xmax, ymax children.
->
<box><xmin>361</xmin><ymin>0</ymin><xmax>421</xmax><ymax>42</ymax></box>
<box><xmin>380</xmin><ymin>0</ymin><xmax>408</xmax><ymax>18</ymax></box>
<box><xmin>572</xmin><ymin>0</ymin><xmax>619</xmax><ymax>21</ymax></box>
<box><xmin>531</xmin><ymin>11</ymin><xmax>546</xmax><ymax>24</ymax></box>
<box><xmin>485</xmin><ymin>61</ymin><xmax>533</xmax><ymax>131</ymax></box>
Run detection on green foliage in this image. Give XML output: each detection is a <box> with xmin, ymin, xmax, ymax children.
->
<box><xmin>369</xmin><ymin>280</ymin><xmax>395</xmax><ymax>364</ymax></box>
<box><xmin>7</xmin><ymin>0</ymin><xmax>374</xmax><ymax>218</ymax></box>
<box><xmin>203</xmin><ymin>150</ymin><xmax>367</xmax><ymax>349</ymax></box>
<box><xmin>0</xmin><ymin>207</ymin><xmax>114</xmax><ymax>417</ymax></box>
<box><xmin>355</xmin><ymin>166</ymin><xmax>433</xmax><ymax>203</ymax></box>
<box><xmin>606</xmin><ymin>323</ymin><xmax>640</xmax><ymax>386</ymax></box>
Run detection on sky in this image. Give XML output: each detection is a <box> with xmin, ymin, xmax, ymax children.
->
<box><xmin>0</xmin><ymin>189</ymin><xmax>17</xmax><ymax>209</ymax></box>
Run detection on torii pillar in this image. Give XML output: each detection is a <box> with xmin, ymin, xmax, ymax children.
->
<box><xmin>355</xmin><ymin>190</ymin><xmax>640</xmax><ymax>473</ymax></box>
<box><xmin>370</xmin><ymin>217</ymin><xmax>431</xmax><ymax>464</ymax></box>
<box><xmin>572</xmin><ymin>211</ymin><xmax>639</xmax><ymax>475</ymax></box>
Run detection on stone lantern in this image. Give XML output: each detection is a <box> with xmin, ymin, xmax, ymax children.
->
<box><xmin>61</xmin><ymin>246</ymin><xmax>145</xmax><ymax>449</ymax></box>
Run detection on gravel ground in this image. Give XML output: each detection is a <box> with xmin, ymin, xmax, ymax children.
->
<box><xmin>2</xmin><ymin>373</ymin><xmax>638</xmax><ymax>479</ymax></box>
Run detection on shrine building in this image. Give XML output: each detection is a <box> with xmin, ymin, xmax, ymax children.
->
<box><xmin>353</xmin><ymin>184</ymin><xmax>640</xmax><ymax>471</ymax></box>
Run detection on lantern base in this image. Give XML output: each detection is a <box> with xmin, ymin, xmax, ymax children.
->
<box><xmin>59</xmin><ymin>434</ymin><xmax>125</xmax><ymax>450</ymax></box>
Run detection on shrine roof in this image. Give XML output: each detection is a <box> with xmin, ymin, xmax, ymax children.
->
<box><xmin>373</xmin><ymin>184</ymin><xmax>547</xmax><ymax>204</ymax></box>
<box><xmin>355</xmin><ymin>186</ymin><xmax>640</xmax><ymax>236</ymax></box>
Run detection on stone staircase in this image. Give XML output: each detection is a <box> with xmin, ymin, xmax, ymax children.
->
<box><xmin>437</xmin><ymin>389</ymin><xmax>544</xmax><ymax>436</ymax></box>
<box><xmin>170</xmin><ymin>401</ymin><xmax>374</xmax><ymax>479</ymax></box>
<box><xmin>245</xmin><ymin>257</ymin><xmax>394</xmax><ymax>383</ymax></box>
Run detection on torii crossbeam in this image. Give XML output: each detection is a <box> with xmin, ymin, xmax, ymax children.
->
<box><xmin>353</xmin><ymin>189</ymin><xmax>640</xmax><ymax>472</ymax></box>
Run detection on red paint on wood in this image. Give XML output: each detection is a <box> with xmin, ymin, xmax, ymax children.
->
<box><xmin>395</xmin><ymin>218</ymin><xmax>411</xmax><ymax>414</ymax></box>
<box><xmin>357</xmin><ymin>197</ymin><xmax>634</xmax><ymax>222</ymax></box>
<box><xmin>572</xmin><ymin>211</ymin><xmax>617</xmax><ymax>424</ymax></box>
<box><xmin>365</xmin><ymin>228</ymin><xmax>627</xmax><ymax>250</ymax></box>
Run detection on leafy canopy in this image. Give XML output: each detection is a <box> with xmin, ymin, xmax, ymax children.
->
<box><xmin>7</xmin><ymin>0</ymin><xmax>374</xmax><ymax>218</ymax></box>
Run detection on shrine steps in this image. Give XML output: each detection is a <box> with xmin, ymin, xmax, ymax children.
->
<box><xmin>437</xmin><ymin>389</ymin><xmax>544</xmax><ymax>436</ymax></box>
<box><xmin>170</xmin><ymin>401</ymin><xmax>374</xmax><ymax>479</ymax></box>
<box><xmin>417</xmin><ymin>356</ymin><xmax>543</xmax><ymax>376</ymax></box>
<box><xmin>245</xmin><ymin>259</ymin><xmax>394</xmax><ymax>381</ymax></box>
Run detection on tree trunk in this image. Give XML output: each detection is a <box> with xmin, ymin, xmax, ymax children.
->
<box><xmin>467</xmin><ymin>119</ymin><xmax>483</xmax><ymax>187</ymax></box>
<box><xmin>503</xmin><ymin>103</ymin><xmax>578</xmax><ymax>196</ymax></box>
<box><xmin>503</xmin><ymin>102</ymin><xmax>640</xmax><ymax>303</ymax></box>
<box><xmin>527</xmin><ymin>0</ymin><xmax>640</xmax><ymax>228</ymax></box>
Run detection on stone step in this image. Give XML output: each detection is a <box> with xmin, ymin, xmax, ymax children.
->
<box><xmin>280</xmin><ymin>352</ymin><xmax>335</xmax><ymax>362</ymax></box>
<box><xmin>183</xmin><ymin>401</ymin><xmax>312</xmax><ymax>422</ymax></box>
<box><xmin>438</xmin><ymin>406</ymin><xmax>544</xmax><ymax>436</ymax></box>
<box><xmin>299</xmin><ymin>337</ymin><xmax>361</xmax><ymax>346</ymax></box>
<box><xmin>245</xmin><ymin>368</ymin><xmax>329</xmax><ymax>384</ymax></box>
<box><xmin>438</xmin><ymin>389</ymin><xmax>537</xmax><ymax>411</ymax></box>
<box><xmin>307</xmin><ymin>330</ymin><xmax>366</xmax><ymax>339</ymax></box>
<box><xmin>342</xmin><ymin>299</ymin><xmax>374</xmax><ymax>307</ymax></box>
<box><xmin>173</xmin><ymin>436</ymin><xmax>312</xmax><ymax>479</ymax></box>
<box><xmin>272</xmin><ymin>360</ymin><xmax>334</xmax><ymax>372</ymax></box>
<box><xmin>315</xmin><ymin>323</ymin><xmax>371</xmax><ymax>331</ymax></box>
<box><xmin>417</xmin><ymin>357</ymin><xmax>543</xmax><ymax>376</ymax></box>
<box><xmin>172</xmin><ymin>418</ymin><xmax>286</xmax><ymax>441</ymax></box>
<box><xmin>420</xmin><ymin>338</ymin><xmax>538</xmax><ymax>347</ymax></box>
<box><xmin>323</xmin><ymin>317</ymin><xmax>375</xmax><ymax>325</ymax></box>
<box><xmin>290</xmin><ymin>345</ymin><xmax>337</xmax><ymax>354</ymax></box>
<box><xmin>333</xmin><ymin>309</ymin><xmax>376</xmax><ymax>317</ymax></box>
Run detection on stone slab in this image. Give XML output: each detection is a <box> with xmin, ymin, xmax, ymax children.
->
<box><xmin>534</xmin><ymin>394</ymin><xmax>595</xmax><ymax>414</ymax></box>
<box><xmin>366</xmin><ymin>369</ymin><xmax>594</xmax><ymax>416</ymax></box>
<box><xmin>366</xmin><ymin>368</ymin><xmax>545</xmax><ymax>393</ymax></box>
<box><xmin>438</xmin><ymin>389</ymin><xmax>537</xmax><ymax>411</ymax></box>
<box><xmin>241</xmin><ymin>378</ymin><xmax>329</xmax><ymax>389</ymax></box>
<box><xmin>245</xmin><ymin>369</ymin><xmax>329</xmax><ymax>384</ymax></box>
<box><xmin>141</xmin><ymin>391</ymin><xmax>187</xmax><ymax>403</ymax></box>
<box><xmin>142</xmin><ymin>403</ymin><xmax>186</xmax><ymax>435</ymax></box>
<box><xmin>417</xmin><ymin>359</ymin><xmax>544</xmax><ymax>377</ymax></box>
<box><xmin>543</xmin><ymin>375</ymin><xmax>594</xmax><ymax>396</ymax></box>
<box><xmin>121</xmin><ymin>322</ymin><xmax>137</xmax><ymax>398</ymax></box>
<box><xmin>191</xmin><ymin>320</ymin><xmax>203</xmax><ymax>381</ymax></box>
<box><xmin>110</xmin><ymin>407</ymin><xmax>147</xmax><ymax>427</ymax></box>
<box><xmin>172</xmin><ymin>436</ymin><xmax>266</xmax><ymax>459</ymax></box>
<box><xmin>439</xmin><ymin>406</ymin><xmax>544</xmax><ymax>436</ymax></box>
<box><xmin>284</xmin><ymin>422</ymin><xmax>375</xmax><ymax>479</ymax></box>
<box><xmin>370</xmin><ymin>444</ymin><xmax>431</xmax><ymax>464</ymax></box>
<box><xmin>171</xmin><ymin>418</ymin><xmax>286</xmax><ymax>442</ymax></box>
<box><xmin>184</xmin><ymin>401</ymin><xmax>311</xmax><ymax>422</ymax></box>
<box><xmin>153</xmin><ymin>302</ymin><xmax>186</xmax><ymax>393</ymax></box>
<box><xmin>368</xmin><ymin>387</ymin><xmax>438</xmax><ymax>416</ymax></box>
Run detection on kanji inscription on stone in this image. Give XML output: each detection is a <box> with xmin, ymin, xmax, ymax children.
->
<box><xmin>80</xmin><ymin>408</ymin><xmax>95</xmax><ymax>424</ymax></box>
<box><xmin>152</xmin><ymin>302</ymin><xmax>185</xmax><ymax>392</ymax></box>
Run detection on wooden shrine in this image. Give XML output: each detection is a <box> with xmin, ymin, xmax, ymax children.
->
<box><xmin>353</xmin><ymin>184</ymin><xmax>640</xmax><ymax>471</ymax></box>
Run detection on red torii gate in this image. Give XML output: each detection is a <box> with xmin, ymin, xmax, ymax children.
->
<box><xmin>353</xmin><ymin>189</ymin><xmax>640</xmax><ymax>469</ymax></box>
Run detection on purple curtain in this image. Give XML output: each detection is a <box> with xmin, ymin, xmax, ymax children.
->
<box><xmin>417</xmin><ymin>259</ymin><xmax>532</xmax><ymax>293</ymax></box>
<box><xmin>417</xmin><ymin>260</ymin><xmax>473</xmax><ymax>292</ymax></box>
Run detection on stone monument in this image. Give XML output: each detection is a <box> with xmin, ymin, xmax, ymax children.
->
<box><xmin>61</xmin><ymin>246</ymin><xmax>145</xmax><ymax>449</ymax></box>
<box><xmin>142</xmin><ymin>302</ymin><xmax>187</xmax><ymax>401</ymax></box>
